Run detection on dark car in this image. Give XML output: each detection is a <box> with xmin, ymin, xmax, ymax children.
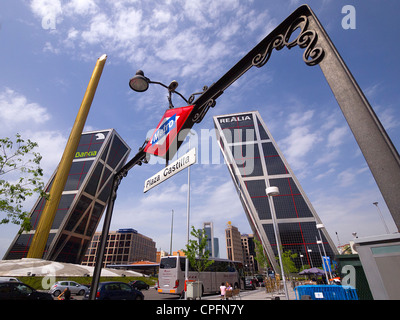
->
<box><xmin>0</xmin><ymin>281</ymin><xmax>53</xmax><ymax>300</ymax></box>
<box><xmin>256</xmin><ymin>275</ymin><xmax>265</xmax><ymax>287</ymax></box>
<box><xmin>244</xmin><ymin>277</ymin><xmax>256</xmax><ymax>290</ymax></box>
<box><xmin>129</xmin><ymin>280</ymin><xmax>150</xmax><ymax>290</ymax></box>
<box><xmin>83</xmin><ymin>282</ymin><xmax>144</xmax><ymax>300</ymax></box>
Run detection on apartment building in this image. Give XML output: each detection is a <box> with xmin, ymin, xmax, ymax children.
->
<box><xmin>225</xmin><ymin>222</ymin><xmax>244</xmax><ymax>263</ymax></box>
<box><xmin>82</xmin><ymin>228</ymin><xmax>157</xmax><ymax>267</ymax></box>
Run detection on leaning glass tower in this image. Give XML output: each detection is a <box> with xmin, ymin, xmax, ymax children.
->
<box><xmin>213</xmin><ymin>111</ymin><xmax>338</xmax><ymax>271</ymax></box>
<box><xmin>4</xmin><ymin>129</ymin><xmax>130</xmax><ymax>264</ymax></box>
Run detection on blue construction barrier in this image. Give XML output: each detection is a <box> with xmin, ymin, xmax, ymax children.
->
<box><xmin>294</xmin><ymin>285</ymin><xmax>359</xmax><ymax>300</ymax></box>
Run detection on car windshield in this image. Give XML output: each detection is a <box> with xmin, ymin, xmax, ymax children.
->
<box><xmin>16</xmin><ymin>284</ymin><xmax>33</xmax><ymax>295</ymax></box>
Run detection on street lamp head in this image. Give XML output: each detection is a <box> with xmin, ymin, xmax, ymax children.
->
<box><xmin>266</xmin><ymin>186</ymin><xmax>280</xmax><ymax>196</ymax></box>
<box><xmin>128</xmin><ymin>70</ymin><xmax>190</xmax><ymax>109</ymax></box>
<box><xmin>168</xmin><ymin>80</ymin><xmax>178</xmax><ymax>92</ymax></box>
<box><xmin>129</xmin><ymin>70</ymin><xmax>149</xmax><ymax>92</ymax></box>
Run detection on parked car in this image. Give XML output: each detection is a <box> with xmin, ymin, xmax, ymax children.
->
<box><xmin>244</xmin><ymin>277</ymin><xmax>256</xmax><ymax>290</ymax></box>
<box><xmin>49</xmin><ymin>281</ymin><xmax>88</xmax><ymax>297</ymax></box>
<box><xmin>0</xmin><ymin>281</ymin><xmax>53</xmax><ymax>300</ymax></box>
<box><xmin>0</xmin><ymin>277</ymin><xmax>21</xmax><ymax>282</ymax></box>
<box><xmin>255</xmin><ymin>275</ymin><xmax>265</xmax><ymax>287</ymax></box>
<box><xmin>129</xmin><ymin>280</ymin><xmax>150</xmax><ymax>290</ymax></box>
<box><xmin>83</xmin><ymin>282</ymin><xmax>144</xmax><ymax>300</ymax></box>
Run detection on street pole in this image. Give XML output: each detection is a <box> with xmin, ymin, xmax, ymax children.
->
<box><xmin>307</xmin><ymin>248</ymin><xmax>314</xmax><ymax>268</ymax></box>
<box><xmin>316</xmin><ymin>237</ymin><xmax>329</xmax><ymax>284</ymax></box>
<box><xmin>184</xmin><ymin>132</ymin><xmax>194</xmax><ymax>300</ymax></box>
<box><xmin>28</xmin><ymin>54</ymin><xmax>107</xmax><ymax>259</ymax></box>
<box><xmin>373</xmin><ymin>202</ymin><xmax>390</xmax><ymax>234</ymax></box>
<box><xmin>89</xmin><ymin>148</ymin><xmax>147</xmax><ymax>300</ymax></box>
<box><xmin>170</xmin><ymin>209</ymin><xmax>174</xmax><ymax>256</ymax></box>
<box><xmin>316</xmin><ymin>225</ymin><xmax>333</xmax><ymax>280</ymax></box>
<box><xmin>266</xmin><ymin>187</ymin><xmax>289</xmax><ymax>300</ymax></box>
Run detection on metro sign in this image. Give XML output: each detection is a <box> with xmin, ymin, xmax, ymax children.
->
<box><xmin>144</xmin><ymin>105</ymin><xmax>194</xmax><ymax>158</ymax></box>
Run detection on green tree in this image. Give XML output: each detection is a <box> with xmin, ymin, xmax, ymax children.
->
<box><xmin>182</xmin><ymin>226</ymin><xmax>214</xmax><ymax>299</ymax></box>
<box><xmin>253</xmin><ymin>237</ymin><xmax>270</xmax><ymax>274</ymax></box>
<box><xmin>277</xmin><ymin>247</ymin><xmax>298</xmax><ymax>279</ymax></box>
<box><xmin>0</xmin><ymin>133</ymin><xmax>46</xmax><ymax>231</ymax></box>
<box><xmin>182</xmin><ymin>226</ymin><xmax>214</xmax><ymax>274</ymax></box>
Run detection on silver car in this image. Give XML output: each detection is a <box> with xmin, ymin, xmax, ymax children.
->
<box><xmin>49</xmin><ymin>281</ymin><xmax>88</xmax><ymax>297</ymax></box>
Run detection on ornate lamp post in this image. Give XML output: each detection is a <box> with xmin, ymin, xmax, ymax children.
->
<box><xmin>89</xmin><ymin>73</ymin><xmax>193</xmax><ymax>300</ymax></box>
<box><xmin>266</xmin><ymin>186</ymin><xmax>289</xmax><ymax>300</ymax></box>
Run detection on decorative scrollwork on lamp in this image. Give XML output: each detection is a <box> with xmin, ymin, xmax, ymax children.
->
<box><xmin>192</xmin><ymin>97</ymin><xmax>216</xmax><ymax>123</ymax></box>
<box><xmin>252</xmin><ymin>15</ymin><xmax>324</xmax><ymax>68</ymax></box>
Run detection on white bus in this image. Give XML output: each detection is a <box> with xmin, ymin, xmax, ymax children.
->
<box><xmin>157</xmin><ymin>256</ymin><xmax>243</xmax><ymax>297</ymax></box>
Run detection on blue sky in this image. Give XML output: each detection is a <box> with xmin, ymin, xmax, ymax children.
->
<box><xmin>0</xmin><ymin>0</ymin><xmax>399</xmax><ymax>259</ymax></box>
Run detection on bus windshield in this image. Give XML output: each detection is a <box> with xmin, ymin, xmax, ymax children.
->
<box><xmin>159</xmin><ymin>257</ymin><xmax>177</xmax><ymax>269</ymax></box>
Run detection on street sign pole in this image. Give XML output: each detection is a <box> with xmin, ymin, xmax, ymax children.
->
<box><xmin>89</xmin><ymin>147</ymin><xmax>147</xmax><ymax>300</ymax></box>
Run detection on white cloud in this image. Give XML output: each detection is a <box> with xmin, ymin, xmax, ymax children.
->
<box><xmin>0</xmin><ymin>87</ymin><xmax>67</xmax><ymax>184</ymax></box>
<box><xmin>287</xmin><ymin>110</ymin><xmax>314</xmax><ymax>127</ymax></box>
<box><xmin>311</xmin><ymin>189</ymin><xmax>397</xmax><ymax>245</ymax></box>
<box><xmin>30</xmin><ymin>0</ymin><xmax>62</xmax><ymax>19</ymax></box>
<box><xmin>27</xmin><ymin>130</ymin><xmax>67</xmax><ymax>179</ymax></box>
<box><xmin>314</xmin><ymin>149</ymin><xmax>339</xmax><ymax>166</ymax></box>
<box><xmin>378</xmin><ymin>107</ymin><xmax>400</xmax><ymax>131</ymax></box>
<box><xmin>43</xmin><ymin>41</ymin><xmax>60</xmax><ymax>54</ymax></box>
<box><xmin>314</xmin><ymin>167</ymin><xmax>335</xmax><ymax>181</ymax></box>
<box><xmin>364</xmin><ymin>83</ymin><xmax>380</xmax><ymax>100</ymax></box>
<box><xmin>327</xmin><ymin>126</ymin><xmax>348</xmax><ymax>148</ymax></box>
<box><xmin>65</xmin><ymin>0</ymin><xmax>98</xmax><ymax>16</ymax></box>
<box><xmin>280</xmin><ymin>126</ymin><xmax>321</xmax><ymax>170</ymax></box>
<box><xmin>337</xmin><ymin>169</ymin><xmax>355</xmax><ymax>187</ymax></box>
<box><xmin>81</xmin><ymin>13</ymin><xmax>113</xmax><ymax>45</ymax></box>
<box><xmin>0</xmin><ymin>88</ymin><xmax>50</xmax><ymax>131</ymax></box>
<box><xmin>337</xmin><ymin>167</ymin><xmax>369</xmax><ymax>187</ymax></box>
<box><xmin>152</xmin><ymin>9</ymin><xmax>172</xmax><ymax>26</ymax></box>
<box><xmin>27</xmin><ymin>0</ymin><xmax>271</xmax><ymax>81</ymax></box>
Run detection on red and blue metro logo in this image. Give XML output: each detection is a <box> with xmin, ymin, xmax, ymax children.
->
<box><xmin>144</xmin><ymin>105</ymin><xmax>194</xmax><ymax>158</ymax></box>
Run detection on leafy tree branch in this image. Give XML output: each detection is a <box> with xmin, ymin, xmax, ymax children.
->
<box><xmin>0</xmin><ymin>133</ymin><xmax>47</xmax><ymax>231</ymax></box>
<box><xmin>182</xmin><ymin>226</ymin><xmax>214</xmax><ymax>274</ymax></box>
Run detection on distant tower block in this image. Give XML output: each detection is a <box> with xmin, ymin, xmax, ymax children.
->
<box><xmin>214</xmin><ymin>111</ymin><xmax>338</xmax><ymax>271</ymax></box>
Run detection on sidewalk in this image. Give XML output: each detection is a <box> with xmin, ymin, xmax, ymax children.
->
<box><xmin>203</xmin><ymin>286</ymin><xmax>297</xmax><ymax>301</ymax></box>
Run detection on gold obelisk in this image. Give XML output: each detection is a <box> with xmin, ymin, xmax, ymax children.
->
<box><xmin>27</xmin><ymin>54</ymin><xmax>107</xmax><ymax>258</ymax></box>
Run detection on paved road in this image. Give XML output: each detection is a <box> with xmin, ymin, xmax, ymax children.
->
<box><xmin>52</xmin><ymin>287</ymin><xmax>295</xmax><ymax>300</ymax></box>
<box><xmin>142</xmin><ymin>288</ymin><xmax>221</xmax><ymax>300</ymax></box>
<box><xmin>143</xmin><ymin>288</ymin><xmax>180</xmax><ymax>300</ymax></box>
<box><xmin>56</xmin><ymin>288</ymin><xmax>183</xmax><ymax>300</ymax></box>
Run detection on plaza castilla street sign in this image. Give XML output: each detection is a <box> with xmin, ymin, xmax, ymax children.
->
<box><xmin>143</xmin><ymin>148</ymin><xmax>196</xmax><ymax>193</ymax></box>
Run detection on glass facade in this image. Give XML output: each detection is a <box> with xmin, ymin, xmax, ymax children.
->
<box><xmin>203</xmin><ymin>222</ymin><xmax>219</xmax><ymax>258</ymax></box>
<box><xmin>214</xmin><ymin>111</ymin><xmax>338</xmax><ymax>271</ymax></box>
<box><xmin>4</xmin><ymin>129</ymin><xmax>131</xmax><ymax>264</ymax></box>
